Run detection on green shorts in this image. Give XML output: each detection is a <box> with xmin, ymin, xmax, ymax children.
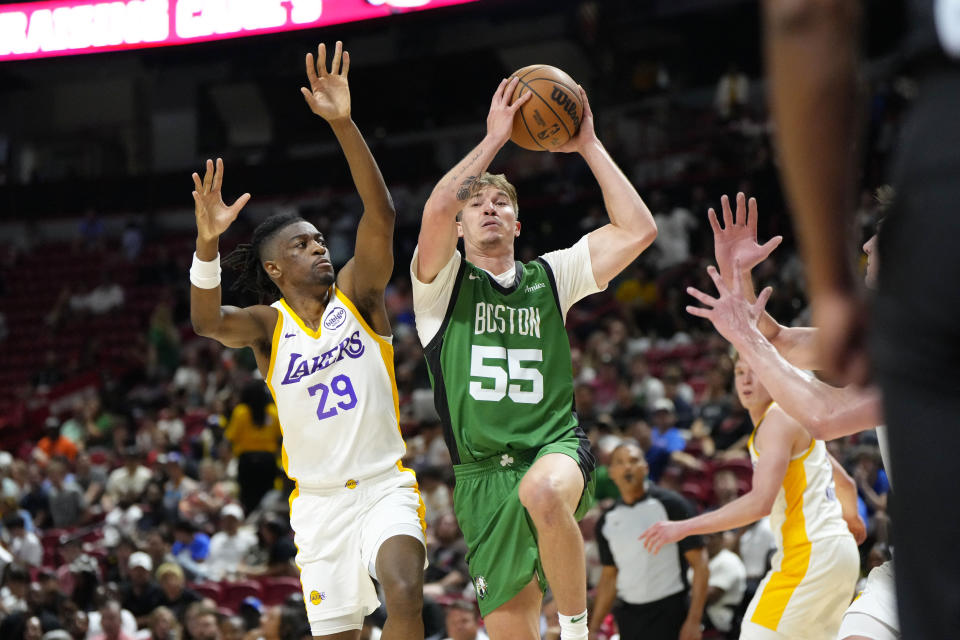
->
<box><xmin>452</xmin><ymin>437</ymin><xmax>596</xmax><ymax>617</ymax></box>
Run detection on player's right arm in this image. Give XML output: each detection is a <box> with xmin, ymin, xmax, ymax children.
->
<box><xmin>706</xmin><ymin>192</ymin><xmax>824</xmax><ymax>369</ymax></box>
<box><xmin>686</xmin><ymin>264</ymin><xmax>883</xmax><ymax>440</ymax></box>
<box><xmin>190</xmin><ymin>158</ymin><xmax>275</xmax><ymax>348</ymax></box>
<box><xmin>415</xmin><ymin>78</ymin><xmax>532</xmax><ymax>283</ymax></box>
<box><xmin>641</xmin><ymin>408</ymin><xmax>799</xmax><ymax>554</ymax></box>
<box><xmin>588</xmin><ymin>565</ymin><xmax>618</xmax><ymax>639</ymax></box>
<box><xmin>829</xmin><ymin>453</ymin><xmax>867</xmax><ymax>544</ymax></box>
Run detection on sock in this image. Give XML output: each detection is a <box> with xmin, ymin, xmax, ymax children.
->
<box><xmin>558</xmin><ymin>609</ymin><xmax>588</xmax><ymax>640</ymax></box>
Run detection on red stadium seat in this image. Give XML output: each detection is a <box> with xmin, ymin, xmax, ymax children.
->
<box><xmin>258</xmin><ymin>576</ymin><xmax>303</xmax><ymax>606</ymax></box>
<box><xmin>190</xmin><ymin>581</ymin><xmax>224</xmax><ymax>601</ymax></box>
<box><xmin>222</xmin><ymin>580</ymin><xmax>263</xmax><ymax>612</ymax></box>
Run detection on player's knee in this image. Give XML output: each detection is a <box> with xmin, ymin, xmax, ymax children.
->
<box><xmin>518</xmin><ymin>473</ymin><xmax>568</xmax><ymax>521</ymax></box>
<box><xmin>381</xmin><ymin>573</ymin><xmax>424</xmax><ymax>615</ymax></box>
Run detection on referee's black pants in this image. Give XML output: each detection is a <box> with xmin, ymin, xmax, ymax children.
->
<box><xmin>874</xmin><ymin>63</ymin><xmax>960</xmax><ymax>639</ymax></box>
<box><xmin>613</xmin><ymin>591</ymin><xmax>688</xmax><ymax>640</ymax></box>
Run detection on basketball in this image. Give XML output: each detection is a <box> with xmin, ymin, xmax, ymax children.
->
<box><xmin>509</xmin><ymin>65</ymin><xmax>583</xmax><ymax>151</ymax></box>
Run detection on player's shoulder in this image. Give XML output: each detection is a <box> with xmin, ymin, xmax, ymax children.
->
<box><xmin>758</xmin><ymin>404</ymin><xmax>811</xmax><ymax>449</ymax></box>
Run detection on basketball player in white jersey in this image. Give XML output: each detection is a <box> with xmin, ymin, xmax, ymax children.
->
<box><xmin>641</xmin><ymin>340</ymin><xmax>862</xmax><ymax>639</ymax></box>
<box><xmin>188</xmin><ymin>42</ymin><xmax>426</xmax><ymax>640</ymax></box>
<box><xmin>697</xmin><ymin>193</ymin><xmax>897</xmax><ymax>639</ymax></box>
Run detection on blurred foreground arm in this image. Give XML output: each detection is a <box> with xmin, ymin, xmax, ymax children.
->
<box><xmin>763</xmin><ymin>0</ymin><xmax>867</xmax><ymax>384</ymax></box>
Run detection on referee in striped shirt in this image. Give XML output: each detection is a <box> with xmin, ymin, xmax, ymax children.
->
<box><xmin>590</xmin><ymin>442</ymin><xmax>708</xmax><ymax>640</ymax></box>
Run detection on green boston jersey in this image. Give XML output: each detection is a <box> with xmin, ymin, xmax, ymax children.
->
<box><xmin>424</xmin><ymin>253</ymin><xmax>581</xmax><ymax>464</ymax></box>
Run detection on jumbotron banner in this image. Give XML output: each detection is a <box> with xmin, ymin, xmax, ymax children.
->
<box><xmin>0</xmin><ymin>0</ymin><xmax>480</xmax><ymax>61</ymax></box>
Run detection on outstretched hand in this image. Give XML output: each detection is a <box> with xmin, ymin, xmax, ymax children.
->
<box><xmin>301</xmin><ymin>41</ymin><xmax>351</xmax><ymax>123</ymax></box>
<box><xmin>486</xmin><ymin>76</ymin><xmax>533</xmax><ymax>147</ymax></box>
<box><xmin>686</xmin><ymin>262</ymin><xmax>773</xmax><ymax>345</ymax></box>
<box><xmin>639</xmin><ymin>520</ymin><xmax>686</xmax><ymax>555</ymax></box>
<box><xmin>710</xmin><ymin>193</ymin><xmax>782</xmax><ymax>284</ymax></box>
<box><xmin>192</xmin><ymin>158</ymin><xmax>250</xmax><ymax>242</ymax></box>
<box><xmin>550</xmin><ymin>85</ymin><xmax>597</xmax><ymax>154</ymax></box>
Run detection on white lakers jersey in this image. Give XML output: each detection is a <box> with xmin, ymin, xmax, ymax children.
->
<box><xmin>748</xmin><ymin>403</ymin><xmax>849</xmax><ymax>553</ymax></box>
<box><xmin>266</xmin><ymin>287</ymin><xmax>406</xmax><ymax>488</ymax></box>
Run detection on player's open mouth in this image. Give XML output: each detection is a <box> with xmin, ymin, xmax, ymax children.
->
<box><xmin>482</xmin><ymin>220</ymin><xmax>498</xmax><ymax>228</ymax></box>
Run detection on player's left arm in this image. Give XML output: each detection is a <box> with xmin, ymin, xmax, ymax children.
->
<box><xmin>641</xmin><ymin>409</ymin><xmax>798</xmax><ymax>554</ymax></box>
<box><xmin>549</xmin><ymin>87</ymin><xmax>657</xmax><ymax>288</ymax></box>
<box><xmin>829</xmin><ymin>453</ymin><xmax>867</xmax><ymax>544</ymax></box>
<box><xmin>682</xmin><ymin>547</ymin><xmax>708</xmax><ymax>640</ymax></box>
<box><xmin>301</xmin><ymin>42</ymin><xmax>396</xmax><ymax>328</ymax></box>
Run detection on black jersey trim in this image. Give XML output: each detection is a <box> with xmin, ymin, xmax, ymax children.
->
<box><xmin>482</xmin><ymin>260</ymin><xmax>524</xmax><ymax>295</ymax></box>
<box><xmin>422</xmin><ymin>253</ymin><xmax>468</xmax><ymax>466</ymax></box>
<box><xmin>535</xmin><ymin>257</ymin><xmax>563</xmax><ymax>316</ymax></box>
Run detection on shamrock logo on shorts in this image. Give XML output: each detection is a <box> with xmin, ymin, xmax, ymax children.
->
<box><xmin>500</xmin><ymin>454</ymin><xmax>514</xmax><ymax>467</ymax></box>
<box><xmin>475</xmin><ymin>575</ymin><xmax>488</xmax><ymax>600</ymax></box>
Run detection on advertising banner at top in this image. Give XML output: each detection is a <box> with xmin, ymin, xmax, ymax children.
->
<box><xmin>0</xmin><ymin>0</ymin><xmax>479</xmax><ymax>61</ymax></box>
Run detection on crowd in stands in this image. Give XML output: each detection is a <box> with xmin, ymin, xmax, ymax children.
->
<box><xmin>0</xmin><ymin>63</ymin><xmax>898</xmax><ymax>640</ymax></box>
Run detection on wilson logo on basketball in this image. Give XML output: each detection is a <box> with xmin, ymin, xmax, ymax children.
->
<box><xmin>550</xmin><ymin>87</ymin><xmax>581</xmax><ymax>129</ymax></box>
<box><xmin>324</xmin><ymin>307</ymin><xmax>347</xmax><ymax>330</ymax></box>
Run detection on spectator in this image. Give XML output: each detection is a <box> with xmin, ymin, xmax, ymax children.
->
<box><xmin>18</xmin><ymin>466</ymin><xmax>51</xmax><ymax>530</ymax></box>
<box><xmin>417</xmin><ymin>467</ymin><xmax>452</xmax><ymax>527</ymax></box>
<box><xmin>73</xmin><ymin>451</ymin><xmax>107</xmax><ymax>505</ymax></box>
<box><xmin>590</xmin><ymin>442</ymin><xmax>708</xmax><ymax>640</ymax></box>
<box><xmin>4</xmin><ymin>516</ymin><xmax>41</xmax><ymax>567</ymax></box>
<box><xmin>146</xmin><ymin>303</ymin><xmax>181</xmax><ymax>379</ymax></box>
<box><xmin>121</xmin><ymin>220</ymin><xmax>143</xmax><ymax>262</ymax></box>
<box><xmin>219</xmin><ymin>615</ymin><xmax>245</xmax><ymax>640</ymax></box>
<box><xmin>77</xmin><ymin>210</ymin><xmax>105</xmax><ymax>250</ymax></box>
<box><xmin>243</xmin><ymin>517</ymin><xmax>297</xmax><ymax>578</ymax></box>
<box><xmin>699</xmin><ymin>531</ymin><xmax>746</xmax><ymax>638</ymax></box>
<box><xmin>144</xmin><ymin>531</ymin><xmax>178</xmax><ymax>580</ymax></box>
<box><xmin>171</xmin><ymin>520</ymin><xmax>210</xmax><ymax>581</ymax></box>
<box><xmin>46</xmin><ymin>460</ymin><xmax>85</xmax><ymax>529</ymax></box>
<box><xmin>105</xmin><ymin>448</ymin><xmax>152</xmax><ymax>506</ymax></box>
<box><xmin>162</xmin><ymin>454</ymin><xmax>197</xmax><ymax>519</ymax></box>
<box><xmin>1</xmin><ymin>564</ymin><xmax>30</xmax><ymax>615</ymax></box>
<box><xmin>156</xmin><ymin>563</ymin><xmax>200</xmax><ymax>622</ymax></box>
<box><xmin>431</xmin><ymin>600</ymin><xmax>488</xmax><ymax>640</ymax></box>
<box><xmin>35</xmin><ymin>419</ymin><xmax>78</xmax><ymax>464</ymax></box>
<box><xmin>224</xmin><ymin>381</ymin><xmax>280</xmax><ymax>514</ymax></box>
<box><xmin>68</xmin><ymin>272</ymin><xmax>125</xmax><ymax>315</ymax></box>
<box><xmin>119</xmin><ymin>552</ymin><xmax>162</xmax><ymax>626</ymax></box>
<box><xmin>255</xmin><ymin>602</ymin><xmax>310</xmax><ymax>640</ymax></box>
<box><xmin>714</xmin><ymin>63</ymin><xmax>750</xmax><ymax>119</ymax></box>
<box><xmin>206</xmin><ymin>504</ymin><xmax>256</xmax><ymax>581</ymax></box>
<box><xmin>423</xmin><ymin>513</ymin><xmax>470</xmax><ymax>598</ymax></box>
<box><xmin>139</xmin><ymin>605</ymin><xmax>179</xmax><ymax>640</ymax></box>
<box><xmin>645</xmin><ymin>399</ymin><xmax>701</xmax><ymax>481</ymax></box>
<box><xmin>90</xmin><ymin>600</ymin><xmax>135</xmax><ymax>640</ymax></box>
<box><xmin>183</xmin><ymin>603</ymin><xmax>220</xmax><ymax>640</ymax></box>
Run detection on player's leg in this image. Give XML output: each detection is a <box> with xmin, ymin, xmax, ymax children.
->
<box><xmin>482</xmin><ymin>577</ymin><xmax>543</xmax><ymax>640</ymax></box>
<box><xmin>518</xmin><ymin>453</ymin><xmax>587</xmax><ymax>618</ymax></box>
<box><xmin>374</xmin><ymin>534</ymin><xmax>426</xmax><ymax>640</ymax></box>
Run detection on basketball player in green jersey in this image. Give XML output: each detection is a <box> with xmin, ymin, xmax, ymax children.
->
<box><xmin>411</xmin><ymin>77</ymin><xmax>658</xmax><ymax>640</ymax></box>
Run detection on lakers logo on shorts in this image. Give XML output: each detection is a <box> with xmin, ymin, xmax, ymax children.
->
<box><xmin>309</xmin><ymin>590</ymin><xmax>325</xmax><ymax>605</ymax></box>
<box><xmin>474</xmin><ymin>576</ymin><xmax>488</xmax><ymax>600</ymax></box>
<box><xmin>345</xmin><ymin>479</ymin><xmax>358</xmax><ymax>489</ymax></box>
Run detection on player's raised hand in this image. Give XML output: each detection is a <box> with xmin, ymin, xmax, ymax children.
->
<box><xmin>639</xmin><ymin>520</ymin><xmax>685</xmax><ymax>555</ymax></box>
<box><xmin>710</xmin><ymin>193</ymin><xmax>783</xmax><ymax>285</ymax></box>
<box><xmin>301</xmin><ymin>41</ymin><xmax>351</xmax><ymax>123</ymax></box>
<box><xmin>192</xmin><ymin>158</ymin><xmax>251</xmax><ymax>242</ymax></box>
<box><xmin>486</xmin><ymin>76</ymin><xmax>532</xmax><ymax>147</ymax></box>
<box><xmin>550</xmin><ymin>85</ymin><xmax>598</xmax><ymax>154</ymax></box>
<box><xmin>685</xmin><ymin>262</ymin><xmax>773</xmax><ymax>345</ymax></box>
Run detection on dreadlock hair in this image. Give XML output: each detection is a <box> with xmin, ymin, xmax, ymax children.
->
<box><xmin>223</xmin><ymin>212</ymin><xmax>305</xmax><ymax>303</ymax></box>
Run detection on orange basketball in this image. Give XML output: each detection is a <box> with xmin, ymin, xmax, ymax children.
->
<box><xmin>509</xmin><ymin>65</ymin><xmax>583</xmax><ymax>151</ymax></box>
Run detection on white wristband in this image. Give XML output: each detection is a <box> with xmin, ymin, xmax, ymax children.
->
<box><xmin>190</xmin><ymin>252</ymin><xmax>221</xmax><ymax>289</ymax></box>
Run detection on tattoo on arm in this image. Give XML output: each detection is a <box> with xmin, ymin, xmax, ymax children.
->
<box><xmin>456</xmin><ymin>175</ymin><xmax>478</xmax><ymax>201</ymax></box>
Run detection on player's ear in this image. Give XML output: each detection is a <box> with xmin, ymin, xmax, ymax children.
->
<box><xmin>263</xmin><ymin>259</ymin><xmax>281</xmax><ymax>279</ymax></box>
<box><xmin>514</xmin><ymin>220</ymin><xmax>522</xmax><ymax>237</ymax></box>
<box><xmin>456</xmin><ymin>220</ymin><xmax>464</xmax><ymax>239</ymax></box>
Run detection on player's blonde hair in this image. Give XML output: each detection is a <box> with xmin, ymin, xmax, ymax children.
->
<box><xmin>468</xmin><ymin>172</ymin><xmax>519</xmax><ymax>217</ymax></box>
